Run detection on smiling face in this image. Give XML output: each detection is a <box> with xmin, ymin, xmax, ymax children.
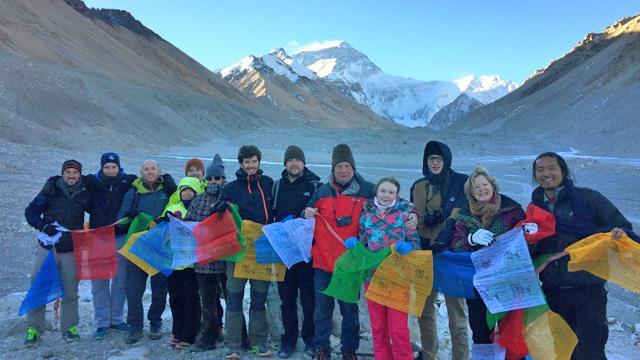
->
<box><xmin>241</xmin><ymin>156</ymin><xmax>260</xmax><ymax>176</ymax></box>
<box><xmin>102</xmin><ymin>163</ymin><xmax>119</xmax><ymax>177</ymax></box>
<box><xmin>62</xmin><ymin>168</ymin><xmax>81</xmax><ymax>186</ymax></box>
<box><xmin>427</xmin><ymin>154</ymin><xmax>444</xmax><ymax>174</ymax></box>
<box><xmin>140</xmin><ymin>160</ymin><xmax>160</xmax><ymax>184</ymax></box>
<box><xmin>285</xmin><ymin>158</ymin><xmax>304</xmax><ymax>178</ymax></box>
<box><xmin>333</xmin><ymin>162</ymin><xmax>354</xmax><ymax>184</ymax></box>
<box><xmin>376</xmin><ymin>181</ymin><xmax>398</xmax><ymax>206</ymax></box>
<box><xmin>186</xmin><ymin>165</ymin><xmax>204</xmax><ymax>179</ymax></box>
<box><xmin>472</xmin><ymin>175</ymin><xmax>494</xmax><ymax>202</ymax></box>
<box><xmin>535</xmin><ymin>156</ymin><xmax>564</xmax><ymax>191</ymax></box>
<box><xmin>180</xmin><ymin>188</ymin><xmax>195</xmax><ymax>201</ymax></box>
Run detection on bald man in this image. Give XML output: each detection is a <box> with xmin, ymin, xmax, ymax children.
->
<box><xmin>116</xmin><ymin>159</ymin><xmax>176</xmax><ymax>344</ymax></box>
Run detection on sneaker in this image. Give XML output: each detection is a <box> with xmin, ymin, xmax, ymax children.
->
<box><xmin>124</xmin><ymin>331</ymin><xmax>143</xmax><ymax>344</ymax></box>
<box><xmin>93</xmin><ymin>327</ymin><xmax>109</xmax><ymax>340</ymax></box>
<box><xmin>315</xmin><ymin>349</ymin><xmax>331</xmax><ymax>360</ymax></box>
<box><xmin>63</xmin><ymin>326</ymin><xmax>80</xmax><ymax>342</ymax></box>
<box><xmin>304</xmin><ymin>345</ymin><xmax>315</xmax><ymax>357</ymax></box>
<box><xmin>250</xmin><ymin>344</ymin><xmax>273</xmax><ymax>357</ymax></box>
<box><xmin>341</xmin><ymin>350</ymin><xmax>357</xmax><ymax>360</ymax></box>
<box><xmin>148</xmin><ymin>325</ymin><xmax>162</xmax><ymax>340</ymax></box>
<box><xmin>24</xmin><ymin>326</ymin><xmax>40</xmax><ymax>347</ymax></box>
<box><xmin>277</xmin><ymin>346</ymin><xmax>293</xmax><ymax>359</ymax></box>
<box><xmin>110</xmin><ymin>323</ymin><xmax>131</xmax><ymax>333</ymax></box>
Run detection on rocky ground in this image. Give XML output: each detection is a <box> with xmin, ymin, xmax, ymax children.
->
<box><xmin>0</xmin><ymin>128</ymin><xmax>638</xmax><ymax>359</ymax></box>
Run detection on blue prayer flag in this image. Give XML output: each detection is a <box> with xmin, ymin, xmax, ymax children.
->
<box><xmin>129</xmin><ymin>222</ymin><xmax>174</xmax><ymax>276</ymax></box>
<box><xmin>18</xmin><ymin>250</ymin><xmax>64</xmax><ymax>316</ymax></box>
<box><xmin>433</xmin><ymin>251</ymin><xmax>478</xmax><ymax>299</ymax></box>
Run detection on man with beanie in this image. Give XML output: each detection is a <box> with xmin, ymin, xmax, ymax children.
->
<box><xmin>117</xmin><ymin>159</ymin><xmax>176</xmax><ymax>344</ymax></box>
<box><xmin>185</xmin><ymin>154</ymin><xmax>228</xmax><ymax>351</ymax></box>
<box><xmin>220</xmin><ymin>145</ymin><xmax>275</xmax><ymax>359</ymax></box>
<box><xmin>24</xmin><ymin>160</ymin><xmax>90</xmax><ymax>345</ymax></box>
<box><xmin>410</xmin><ymin>141</ymin><xmax>469</xmax><ymax>360</ymax></box>
<box><xmin>274</xmin><ymin>145</ymin><xmax>321</xmax><ymax>358</ymax></box>
<box><xmin>83</xmin><ymin>152</ymin><xmax>137</xmax><ymax>339</ymax></box>
<box><xmin>303</xmin><ymin>144</ymin><xmax>373</xmax><ymax>360</ymax></box>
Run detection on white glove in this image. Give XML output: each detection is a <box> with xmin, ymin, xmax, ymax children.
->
<box><xmin>468</xmin><ymin>229</ymin><xmax>495</xmax><ymax>246</ymax></box>
<box><xmin>522</xmin><ymin>222</ymin><xmax>539</xmax><ymax>235</ymax></box>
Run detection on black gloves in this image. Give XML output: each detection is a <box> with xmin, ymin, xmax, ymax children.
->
<box><xmin>42</xmin><ymin>223</ymin><xmax>58</xmax><ymax>236</ymax></box>
<box><xmin>423</xmin><ymin>210</ymin><xmax>445</xmax><ymax>227</ymax></box>
<box><xmin>210</xmin><ymin>200</ymin><xmax>229</xmax><ymax>214</ymax></box>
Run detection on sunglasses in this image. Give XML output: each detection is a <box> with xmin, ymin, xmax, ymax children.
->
<box><xmin>206</xmin><ymin>176</ymin><xmax>224</xmax><ymax>181</ymax></box>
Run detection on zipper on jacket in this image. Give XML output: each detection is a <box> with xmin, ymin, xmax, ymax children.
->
<box><xmin>247</xmin><ymin>175</ymin><xmax>252</xmax><ymax>194</ymax></box>
<box><xmin>256</xmin><ymin>180</ymin><xmax>269</xmax><ymax>225</ymax></box>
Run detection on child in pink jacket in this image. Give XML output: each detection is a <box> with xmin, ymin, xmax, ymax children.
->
<box><xmin>346</xmin><ymin>176</ymin><xmax>419</xmax><ymax>360</ymax></box>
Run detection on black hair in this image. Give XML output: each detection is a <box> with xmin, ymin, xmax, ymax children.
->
<box><xmin>237</xmin><ymin>145</ymin><xmax>262</xmax><ymax>163</ymax></box>
<box><xmin>532</xmin><ymin>152</ymin><xmax>572</xmax><ymax>183</ymax></box>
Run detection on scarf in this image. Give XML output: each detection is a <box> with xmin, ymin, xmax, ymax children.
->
<box><xmin>374</xmin><ymin>197</ymin><xmax>397</xmax><ymax>213</ymax></box>
<box><xmin>468</xmin><ymin>193</ymin><xmax>501</xmax><ymax>228</ymax></box>
<box><xmin>56</xmin><ymin>177</ymin><xmax>83</xmax><ymax>198</ymax></box>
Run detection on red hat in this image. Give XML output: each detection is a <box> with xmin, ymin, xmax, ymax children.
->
<box><xmin>61</xmin><ymin>159</ymin><xmax>82</xmax><ymax>174</ymax></box>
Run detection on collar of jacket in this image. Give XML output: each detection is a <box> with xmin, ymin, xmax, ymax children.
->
<box><xmin>132</xmin><ymin>177</ymin><xmax>164</xmax><ymax>193</ymax></box>
<box><xmin>280</xmin><ymin>167</ymin><xmax>321</xmax><ymax>184</ymax></box>
<box><xmin>329</xmin><ymin>172</ymin><xmax>363</xmax><ymax>196</ymax></box>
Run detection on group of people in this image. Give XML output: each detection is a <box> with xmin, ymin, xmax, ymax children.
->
<box><xmin>23</xmin><ymin>140</ymin><xmax>636</xmax><ymax>360</ymax></box>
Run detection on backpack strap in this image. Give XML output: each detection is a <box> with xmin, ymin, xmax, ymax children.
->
<box><xmin>271</xmin><ymin>179</ymin><xmax>281</xmax><ymax>211</ymax></box>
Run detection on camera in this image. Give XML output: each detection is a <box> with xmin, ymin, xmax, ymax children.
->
<box><xmin>336</xmin><ymin>216</ymin><xmax>353</xmax><ymax>227</ymax></box>
<box><xmin>423</xmin><ymin>210</ymin><xmax>444</xmax><ymax>227</ymax></box>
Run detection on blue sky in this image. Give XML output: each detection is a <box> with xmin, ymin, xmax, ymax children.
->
<box><xmin>84</xmin><ymin>0</ymin><xmax>639</xmax><ymax>83</ymax></box>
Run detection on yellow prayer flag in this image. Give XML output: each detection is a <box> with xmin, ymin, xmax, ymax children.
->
<box><xmin>365</xmin><ymin>249</ymin><xmax>433</xmax><ymax>317</ymax></box>
<box><xmin>565</xmin><ymin>232</ymin><xmax>640</xmax><ymax>293</ymax></box>
<box><xmin>233</xmin><ymin>220</ymin><xmax>286</xmax><ymax>282</ymax></box>
<box><xmin>118</xmin><ymin>231</ymin><xmax>159</xmax><ymax>276</ymax></box>
<box><xmin>525</xmin><ymin>310</ymin><xmax>577</xmax><ymax>360</ymax></box>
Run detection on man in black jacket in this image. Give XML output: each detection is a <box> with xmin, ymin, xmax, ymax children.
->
<box><xmin>220</xmin><ymin>145</ymin><xmax>274</xmax><ymax>359</ymax></box>
<box><xmin>24</xmin><ymin>160</ymin><xmax>90</xmax><ymax>346</ymax></box>
<box><xmin>84</xmin><ymin>153</ymin><xmax>137</xmax><ymax>340</ymax></box>
<box><xmin>272</xmin><ymin>146</ymin><xmax>320</xmax><ymax>359</ymax></box>
<box><xmin>531</xmin><ymin>152</ymin><xmax>636</xmax><ymax>360</ymax></box>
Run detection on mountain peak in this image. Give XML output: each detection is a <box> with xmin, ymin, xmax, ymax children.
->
<box><xmin>64</xmin><ymin>0</ymin><xmax>160</xmax><ymax>39</ymax></box>
<box><xmin>295</xmin><ymin>40</ymin><xmax>350</xmax><ymax>54</ymax></box>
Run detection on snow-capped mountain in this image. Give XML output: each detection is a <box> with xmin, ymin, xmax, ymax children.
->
<box><xmin>219</xmin><ymin>40</ymin><xmax>518</xmax><ymax>128</ymax></box>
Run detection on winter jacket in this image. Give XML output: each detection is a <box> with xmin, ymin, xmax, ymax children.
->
<box><xmin>531</xmin><ymin>180</ymin><xmax>634</xmax><ymax>288</ymax></box>
<box><xmin>185</xmin><ymin>182</ymin><xmax>226</xmax><ymax>274</ymax></box>
<box><xmin>449</xmin><ymin>194</ymin><xmax>525</xmax><ymax>252</ymax></box>
<box><xmin>410</xmin><ymin>141</ymin><xmax>468</xmax><ymax>249</ymax></box>
<box><xmin>25</xmin><ymin>178</ymin><xmax>90</xmax><ymax>253</ymax></box>
<box><xmin>221</xmin><ymin>168</ymin><xmax>274</xmax><ymax>225</ymax></box>
<box><xmin>162</xmin><ymin>177</ymin><xmax>205</xmax><ymax>217</ymax></box>
<box><xmin>167</xmin><ymin>177</ymin><xmax>207</xmax><ymax>208</ymax></box>
<box><xmin>85</xmin><ymin>170</ymin><xmax>137</xmax><ymax>228</ymax></box>
<box><xmin>117</xmin><ymin>174</ymin><xmax>176</xmax><ymax>225</ymax></box>
<box><xmin>307</xmin><ymin>172</ymin><xmax>374</xmax><ymax>272</ymax></box>
<box><xmin>358</xmin><ymin>198</ymin><xmax>420</xmax><ymax>252</ymax></box>
<box><xmin>273</xmin><ymin>168</ymin><xmax>321</xmax><ymax>222</ymax></box>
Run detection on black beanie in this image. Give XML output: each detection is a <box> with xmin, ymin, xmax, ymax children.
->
<box><xmin>284</xmin><ymin>145</ymin><xmax>305</xmax><ymax>164</ymax></box>
<box><xmin>62</xmin><ymin>159</ymin><xmax>82</xmax><ymax>174</ymax></box>
<box><xmin>100</xmin><ymin>152</ymin><xmax>121</xmax><ymax>169</ymax></box>
<box><xmin>332</xmin><ymin>144</ymin><xmax>355</xmax><ymax>170</ymax></box>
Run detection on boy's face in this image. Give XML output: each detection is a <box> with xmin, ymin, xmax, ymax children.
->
<box><xmin>181</xmin><ymin>188</ymin><xmax>195</xmax><ymax>201</ymax></box>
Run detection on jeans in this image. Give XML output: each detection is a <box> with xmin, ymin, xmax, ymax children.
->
<box><xmin>312</xmin><ymin>269</ymin><xmax>359</xmax><ymax>353</ymax></box>
<box><xmin>91</xmin><ymin>252</ymin><xmax>127</xmax><ymax>328</ymax></box>
<box><xmin>277</xmin><ymin>261</ymin><xmax>315</xmax><ymax>349</ymax></box>
<box><xmin>125</xmin><ymin>259</ymin><xmax>167</xmax><ymax>333</ymax></box>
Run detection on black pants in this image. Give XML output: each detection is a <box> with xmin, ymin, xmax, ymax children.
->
<box><xmin>277</xmin><ymin>261</ymin><xmax>315</xmax><ymax>349</ymax></box>
<box><xmin>167</xmin><ymin>268</ymin><xmax>201</xmax><ymax>344</ymax></box>
<box><xmin>125</xmin><ymin>260</ymin><xmax>167</xmax><ymax>333</ymax></box>
<box><xmin>545</xmin><ymin>285</ymin><xmax>608</xmax><ymax>360</ymax></box>
<box><xmin>196</xmin><ymin>273</ymin><xmax>222</xmax><ymax>345</ymax></box>
<box><xmin>466</xmin><ymin>297</ymin><xmax>492</xmax><ymax>344</ymax></box>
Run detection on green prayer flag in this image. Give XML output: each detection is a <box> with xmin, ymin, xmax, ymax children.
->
<box><xmin>124</xmin><ymin>212</ymin><xmax>154</xmax><ymax>245</ymax></box>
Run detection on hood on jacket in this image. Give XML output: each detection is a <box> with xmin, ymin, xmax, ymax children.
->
<box><xmin>132</xmin><ymin>176</ymin><xmax>164</xmax><ymax>194</ymax></box>
<box><xmin>235</xmin><ymin>168</ymin><xmax>264</xmax><ymax>181</ymax></box>
<box><xmin>422</xmin><ymin>141</ymin><xmax>453</xmax><ymax>177</ymax></box>
<box><xmin>177</xmin><ymin>176</ymin><xmax>205</xmax><ymax>196</ymax></box>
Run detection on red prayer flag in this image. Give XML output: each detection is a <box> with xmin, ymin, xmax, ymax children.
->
<box><xmin>495</xmin><ymin>309</ymin><xmax>529</xmax><ymax>360</ymax></box>
<box><xmin>72</xmin><ymin>225</ymin><xmax>118</xmax><ymax>280</ymax></box>
<box><xmin>192</xmin><ymin>211</ymin><xmax>240</xmax><ymax>265</ymax></box>
<box><xmin>517</xmin><ymin>204</ymin><xmax>556</xmax><ymax>244</ymax></box>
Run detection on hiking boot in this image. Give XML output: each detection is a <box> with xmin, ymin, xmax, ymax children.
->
<box><xmin>24</xmin><ymin>326</ymin><xmax>40</xmax><ymax>347</ymax></box>
<box><xmin>277</xmin><ymin>346</ymin><xmax>293</xmax><ymax>358</ymax></box>
<box><xmin>63</xmin><ymin>326</ymin><xmax>80</xmax><ymax>342</ymax></box>
<box><xmin>110</xmin><ymin>323</ymin><xmax>131</xmax><ymax>333</ymax></box>
<box><xmin>93</xmin><ymin>327</ymin><xmax>109</xmax><ymax>340</ymax></box>
<box><xmin>194</xmin><ymin>337</ymin><xmax>217</xmax><ymax>352</ymax></box>
<box><xmin>315</xmin><ymin>349</ymin><xmax>331</xmax><ymax>360</ymax></box>
<box><xmin>341</xmin><ymin>350</ymin><xmax>357</xmax><ymax>360</ymax></box>
<box><xmin>148</xmin><ymin>325</ymin><xmax>162</xmax><ymax>340</ymax></box>
<box><xmin>124</xmin><ymin>331</ymin><xmax>143</xmax><ymax>344</ymax></box>
<box><xmin>250</xmin><ymin>344</ymin><xmax>273</xmax><ymax>357</ymax></box>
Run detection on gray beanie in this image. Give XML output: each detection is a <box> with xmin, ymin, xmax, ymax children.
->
<box><xmin>206</xmin><ymin>154</ymin><xmax>226</xmax><ymax>178</ymax></box>
<box><xmin>284</xmin><ymin>145</ymin><xmax>305</xmax><ymax>164</ymax></box>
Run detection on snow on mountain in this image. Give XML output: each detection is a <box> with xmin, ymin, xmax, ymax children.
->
<box><xmin>220</xmin><ymin>48</ymin><xmax>316</xmax><ymax>82</ymax></box>
<box><xmin>454</xmin><ymin>74</ymin><xmax>518</xmax><ymax>104</ymax></box>
<box><xmin>293</xmin><ymin>41</ymin><xmax>382</xmax><ymax>83</ymax></box>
